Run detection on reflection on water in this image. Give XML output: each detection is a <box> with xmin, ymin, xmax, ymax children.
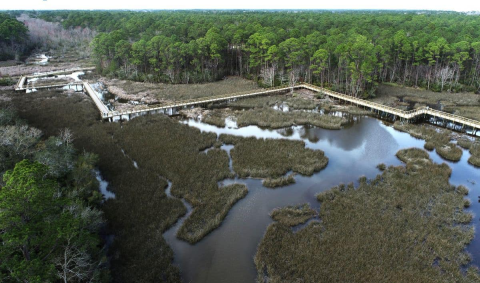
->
<box><xmin>165</xmin><ymin>116</ymin><xmax>480</xmax><ymax>283</ymax></box>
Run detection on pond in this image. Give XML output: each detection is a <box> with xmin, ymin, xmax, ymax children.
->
<box><xmin>163</xmin><ymin>115</ymin><xmax>480</xmax><ymax>283</ymax></box>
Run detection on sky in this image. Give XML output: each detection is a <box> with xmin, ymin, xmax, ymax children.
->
<box><xmin>2</xmin><ymin>0</ymin><xmax>480</xmax><ymax>12</ymax></box>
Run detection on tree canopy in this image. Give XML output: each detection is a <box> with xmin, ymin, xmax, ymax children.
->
<box><xmin>28</xmin><ymin>10</ymin><xmax>480</xmax><ymax>96</ymax></box>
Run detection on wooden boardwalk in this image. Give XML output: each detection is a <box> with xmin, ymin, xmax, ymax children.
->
<box><xmin>300</xmin><ymin>83</ymin><xmax>480</xmax><ymax>131</ymax></box>
<box><xmin>14</xmin><ymin>67</ymin><xmax>96</xmax><ymax>91</ymax></box>
<box><xmin>13</xmin><ymin>71</ymin><xmax>480</xmax><ymax>134</ymax></box>
<box><xmin>82</xmin><ymin>82</ymin><xmax>110</xmax><ymax>115</ymax></box>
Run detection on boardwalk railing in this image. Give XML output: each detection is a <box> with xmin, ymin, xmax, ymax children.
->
<box><xmin>13</xmin><ymin>72</ymin><xmax>480</xmax><ymax>132</ymax></box>
<box><xmin>300</xmin><ymin>83</ymin><xmax>480</xmax><ymax>129</ymax></box>
<box><xmin>14</xmin><ymin>67</ymin><xmax>96</xmax><ymax>91</ymax></box>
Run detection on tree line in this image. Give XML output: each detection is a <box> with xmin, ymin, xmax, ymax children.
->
<box><xmin>0</xmin><ymin>13</ymin><xmax>28</xmax><ymax>60</ymax></box>
<box><xmin>0</xmin><ymin>108</ymin><xmax>109</xmax><ymax>282</ymax></box>
<box><xmin>28</xmin><ymin>10</ymin><xmax>480</xmax><ymax>96</ymax></box>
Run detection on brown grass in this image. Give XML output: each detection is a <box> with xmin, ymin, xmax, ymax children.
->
<box><xmin>236</xmin><ymin>108</ymin><xmax>346</xmax><ymax>130</ymax></box>
<box><xmin>393</xmin><ymin>122</ymin><xmax>463</xmax><ymax>161</ymax></box>
<box><xmin>219</xmin><ymin>134</ymin><xmax>328</xmax><ymax>178</ymax></box>
<box><xmin>255</xmin><ymin>148</ymin><xmax>479</xmax><ymax>283</ymax></box>
<box><xmin>469</xmin><ymin>142</ymin><xmax>480</xmax><ymax>167</ymax></box>
<box><xmin>374</xmin><ymin>84</ymin><xmax>480</xmax><ymax>109</ymax></box>
<box><xmin>270</xmin><ymin>204</ymin><xmax>316</xmax><ymax>226</ymax></box>
<box><xmin>103</xmin><ymin>76</ymin><xmax>261</xmax><ymax>105</ymax></box>
<box><xmin>262</xmin><ymin>173</ymin><xmax>296</xmax><ymax>188</ymax></box>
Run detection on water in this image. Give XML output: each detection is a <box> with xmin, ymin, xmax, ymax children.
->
<box><xmin>164</xmin><ymin>115</ymin><xmax>480</xmax><ymax>283</ymax></box>
<box><xmin>95</xmin><ymin>169</ymin><xmax>115</xmax><ymax>201</ymax></box>
<box><xmin>29</xmin><ymin>54</ymin><xmax>50</xmax><ymax>65</ymax></box>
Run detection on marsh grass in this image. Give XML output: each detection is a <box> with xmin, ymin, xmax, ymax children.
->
<box><xmin>270</xmin><ymin>204</ymin><xmax>316</xmax><ymax>226</ymax></box>
<box><xmin>105</xmin><ymin>76</ymin><xmax>260</xmax><ymax>103</ymax></box>
<box><xmin>394</xmin><ymin>122</ymin><xmax>463</xmax><ymax>161</ymax></box>
<box><xmin>236</xmin><ymin>108</ymin><xmax>346</xmax><ymax>130</ymax></box>
<box><xmin>219</xmin><ymin>134</ymin><xmax>328</xmax><ymax>178</ymax></box>
<box><xmin>228</xmin><ymin>92</ymin><xmax>318</xmax><ymax>110</ymax></box>
<box><xmin>457</xmin><ymin>137</ymin><xmax>473</xmax><ymax>149</ymax></box>
<box><xmin>468</xmin><ymin>142</ymin><xmax>480</xmax><ymax>167</ymax></box>
<box><xmin>177</xmin><ymin>183</ymin><xmax>247</xmax><ymax>243</ymax></box>
<box><xmin>436</xmin><ymin>143</ymin><xmax>463</xmax><ymax>161</ymax></box>
<box><xmin>202</xmin><ymin>110</ymin><xmax>228</xmax><ymax>127</ymax></box>
<box><xmin>113</xmin><ymin>116</ymin><xmax>247</xmax><ymax>244</ymax></box>
<box><xmin>262</xmin><ymin>173</ymin><xmax>296</xmax><ymax>188</ymax></box>
<box><xmin>5</xmin><ymin>89</ymin><xmax>246</xmax><ymax>281</ymax></box>
<box><xmin>255</xmin><ymin>148</ymin><xmax>479</xmax><ymax>283</ymax></box>
<box><xmin>376</xmin><ymin>163</ymin><xmax>387</xmax><ymax>171</ymax></box>
<box><xmin>374</xmin><ymin>84</ymin><xmax>480</xmax><ymax>109</ymax></box>
<box><xmin>332</xmin><ymin>105</ymin><xmax>373</xmax><ymax>115</ymax></box>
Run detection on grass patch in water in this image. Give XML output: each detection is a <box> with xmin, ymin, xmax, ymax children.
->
<box><xmin>219</xmin><ymin>134</ymin><xmax>328</xmax><ymax>178</ymax></box>
<box><xmin>177</xmin><ymin>183</ymin><xmax>247</xmax><ymax>243</ymax></box>
<box><xmin>394</xmin><ymin>122</ymin><xmax>463</xmax><ymax>161</ymax></box>
<box><xmin>457</xmin><ymin>137</ymin><xmax>473</xmax><ymax>149</ymax></box>
<box><xmin>262</xmin><ymin>173</ymin><xmax>296</xmax><ymax>188</ymax></box>
<box><xmin>236</xmin><ymin>108</ymin><xmax>346</xmax><ymax>130</ymax></box>
<box><xmin>255</xmin><ymin>148</ymin><xmax>479</xmax><ymax>283</ymax></box>
<box><xmin>202</xmin><ymin>111</ymin><xmax>227</xmax><ymax>127</ymax></box>
<box><xmin>270</xmin><ymin>204</ymin><xmax>316</xmax><ymax>226</ymax></box>
<box><xmin>468</xmin><ymin>142</ymin><xmax>480</xmax><ymax>167</ymax></box>
<box><xmin>376</xmin><ymin>163</ymin><xmax>387</xmax><ymax>171</ymax></box>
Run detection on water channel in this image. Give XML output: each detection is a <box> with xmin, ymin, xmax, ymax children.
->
<box><xmin>161</xmin><ymin>115</ymin><xmax>480</xmax><ymax>283</ymax></box>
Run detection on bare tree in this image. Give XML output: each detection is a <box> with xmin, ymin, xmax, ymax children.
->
<box><xmin>261</xmin><ymin>66</ymin><xmax>275</xmax><ymax>87</ymax></box>
<box><xmin>436</xmin><ymin>66</ymin><xmax>454</xmax><ymax>92</ymax></box>
<box><xmin>60</xmin><ymin>128</ymin><xmax>74</xmax><ymax>145</ymax></box>
<box><xmin>288</xmin><ymin>68</ymin><xmax>300</xmax><ymax>93</ymax></box>
<box><xmin>0</xmin><ymin>125</ymin><xmax>42</xmax><ymax>158</ymax></box>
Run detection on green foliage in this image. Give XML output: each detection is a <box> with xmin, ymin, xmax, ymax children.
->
<box><xmin>0</xmin><ymin>108</ymin><xmax>108</xmax><ymax>282</ymax></box>
<box><xmin>39</xmin><ymin>10</ymin><xmax>480</xmax><ymax>92</ymax></box>
<box><xmin>0</xmin><ymin>160</ymin><xmax>59</xmax><ymax>282</ymax></box>
<box><xmin>0</xmin><ymin>77</ymin><xmax>14</xmax><ymax>86</ymax></box>
<box><xmin>0</xmin><ymin>160</ymin><xmax>106</xmax><ymax>282</ymax></box>
<box><xmin>35</xmin><ymin>136</ymin><xmax>76</xmax><ymax>178</ymax></box>
<box><xmin>0</xmin><ymin>13</ymin><xmax>28</xmax><ymax>60</ymax></box>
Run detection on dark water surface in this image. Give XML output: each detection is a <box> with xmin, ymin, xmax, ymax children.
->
<box><xmin>162</xmin><ymin>116</ymin><xmax>480</xmax><ymax>283</ymax></box>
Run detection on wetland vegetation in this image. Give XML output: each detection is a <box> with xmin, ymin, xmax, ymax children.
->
<box><xmin>219</xmin><ymin>134</ymin><xmax>328</xmax><ymax>178</ymax></box>
<box><xmin>0</xmin><ymin>108</ymin><xmax>108</xmax><ymax>282</ymax></box>
<box><xmin>255</xmin><ymin>148</ymin><xmax>479</xmax><ymax>283</ymax></box>
<box><xmin>236</xmin><ymin>108</ymin><xmax>346</xmax><ymax>129</ymax></box>
<box><xmin>262</xmin><ymin>173</ymin><xmax>296</xmax><ymax>188</ymax></box>
<box><xmin>2</xmin><ymin>8</ymin><xmax>480</xmax><ymax>283</ymax></box>
<box><xmin>270</xmin><ymin>204</ymin><xmax>316</xmax><ymax>226</ymax></box>
<box><xmin>393</xmin><ymin>122</ymin><xmax>464</xmax><ymax>161</ymax></box>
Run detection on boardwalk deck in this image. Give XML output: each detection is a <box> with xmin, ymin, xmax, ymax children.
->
<box><xmin>102</xmin><ymin>83</ymin><xmax>480</xmax><ymax>133</ymax></box>
<box><xmin>82</xmin><ymin>82</ymin><xmax>110</xmax><ymax>116</ymax></box>
<box><xmin>14</xmin><ymin>67</ymin><xmax>96</xmax><ymax>91</ymax></box>
<box><xmin>13</xmin><ymin>70</ymin><xmax>480</xmax><ymax>134</ymax></box>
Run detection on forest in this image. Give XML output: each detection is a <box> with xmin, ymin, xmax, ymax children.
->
<box><xmin>0</xmin><ymin>109</ymin><xmax>109</xmax><ymax>282</ymax></box>
<box><xmin>0</xmin><ymin>13</ymin><xmax>28</xmax><ymax>60</ymax></box>
<box><xmin>26</xmin><ymin>10</ymin><xmax>480</xmax><ymax>97</ymax></box>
